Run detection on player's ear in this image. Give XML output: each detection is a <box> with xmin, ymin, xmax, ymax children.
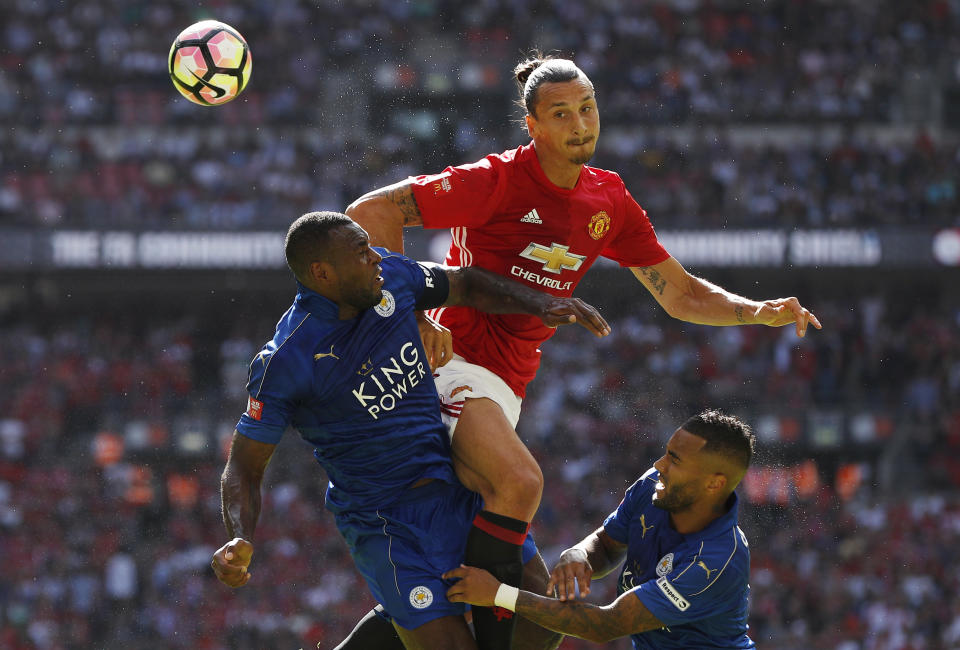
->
<box><xmin>525</xmin><ymin>113</ymin><xmax>537</xmax><ymax>138</ymax></box>
<box><xmin>309</xmin><ymin>260</ymin><xmax>335</xmax><ymax>285</ymax></box>
<box><xmin>706</xmin><ymin>473</ymin><xmax>727</xmax><ymax>493</ymax></box>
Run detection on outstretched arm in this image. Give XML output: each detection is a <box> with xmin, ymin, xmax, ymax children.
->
<box><xmin>211</xmin><ymin>432</ymin><xmax>277</xmax><ymax>587</ymax></box>
<box><xmin>346</xmin><ymin>180</ymin><xmax>422</xmax><ymax>253</ymax></box>
<box><xmin>443</xmin><ymin>265</ymin><xmax>611</xmax><ymax>337</ymax></box>
<box><xmin>444</xmin><ymin>566</ymin><xmax>664</xmax><ymax>643</ymax></box>
<box><xmin>632</xmin><ymin>257</ymin><xmax>822</xmax><ymax>337</ymax></box>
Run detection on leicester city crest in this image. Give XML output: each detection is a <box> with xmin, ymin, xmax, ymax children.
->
<box><xmin>656</xmin><ymin>553</ymin><xmax>674</xmax><ymax>577</ymax></box>
<box><xmin>409</xmin><ymin>585</ymin><xmax>433</xmax><ymax>609</ymax></box>
<box><xmin>375</xmin><ymin>290</ymin><xmax>396</xmax><ymax>317</ymax></box>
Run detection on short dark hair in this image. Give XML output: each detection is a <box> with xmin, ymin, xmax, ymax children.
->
<box><xmin>284</xmin><ymin>211</ymin><xmax>353</xmax><ymax>282</ymax></box>
<box><xmin>514</xmin><ymin>53</ymin><xmax>592</xmax><ymax>118</ymax></box>
<box><xmin>681</xmin><ymin>410</ymin><xmax>755</xmax><ymax>471</ymax></box>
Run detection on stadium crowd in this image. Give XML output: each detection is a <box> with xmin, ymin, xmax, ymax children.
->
<box><xmin>1</xmin><ymin>0</ymin><xmax>959</xmax><ymax>230</ymax></box>
<box><xmin>0</xmin><ymin>284</ymin><xmax>958</xmax><ymax>649</ymax></box>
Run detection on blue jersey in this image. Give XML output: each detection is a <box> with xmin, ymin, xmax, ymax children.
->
<box><xmin>603</xmin><ymin>468</ymin><xmax>755</xmax><ymax>649</ymax></box>
<box><xmin>236</xmin><ymin>250</ymin><xmax>456</xmax><ymax>514</ymax></box>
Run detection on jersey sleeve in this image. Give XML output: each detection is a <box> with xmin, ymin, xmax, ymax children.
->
<box><xmin>601</xmin><ymin>185</ymin><xmax>671</xmax><ymax>268</ymax></box>
<box><xmin>235</xmin><ymin>348</ymin><xmax>303</xmax><ymax>444</ymax></box>
<box><xmin>632</xmin><ymin>536</ymin><xmax>747</xmax><ymax>627</ymax></box>
<box><xmin>378</xmin><ymin>250</ymin><xmax>451</xmax><ymax>309</ymax></box>
<box><xmin>409</xmin><ymin>154</ymin><xmax>509</xmax><ymax>229</ymax></box>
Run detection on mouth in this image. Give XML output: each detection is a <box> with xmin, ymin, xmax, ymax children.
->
<box><xmin>655</xmin><ymin>480</ymin><xmax>666</xmax><ymax>494</ymax></box>
<box><xmin>567</xmin><ymin>136</ymin><xmax>595</xmax><ymax>147</ymax></box>
<box><xmin>374</xmin><ymin>267</ymin><xmax>384</xmax><ymax>288</ymax></box>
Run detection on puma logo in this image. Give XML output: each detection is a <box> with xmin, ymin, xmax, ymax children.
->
<box><xmin>697</xmin><ymin>561</ymin><xmax>718</xmax><ymax>581</ymax></box>
<box><xmin>639</xmin><ymin>514</ymin><xmax>654</xmax><ymax>539</ymax></box>
<box><xmin>314</xmin><ymin>345</ymin><xmax>340</xmax><ymax>361</ymax></box>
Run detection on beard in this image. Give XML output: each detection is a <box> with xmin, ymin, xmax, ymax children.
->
<box><xmin>568</xmin><ymin>144</ymin><xmax>596</xmax><ymax>165</ymax></box>
<box><xmin>652</xmin><ymin>480</ymin><xmax>698</xmax><ymax>514</ymax></box>
<box><xmin>343</xmin><ymin>283</ymin><xmax>383</xmax><ymax>313</ymax></box>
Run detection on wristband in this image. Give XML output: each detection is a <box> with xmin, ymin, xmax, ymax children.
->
<box><xmin>494</xmin><ymin>583</ymin><xmax>520</xmax><ymax>612</ymax></box>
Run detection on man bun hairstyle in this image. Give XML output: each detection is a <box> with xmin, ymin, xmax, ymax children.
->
<box><xmin>682</xmin><ymin>409</ymin><xmax>755</xmax><ymax>471</ymax></box>
<box><xmin>284</xmin><ymin>211</ymin><xmax>353</xmax><ymax>283</ymax></box>
<box><xmin>514</xmin><ymin>52</ymin><xmax>591</xmax><ymax>118</ymax></box>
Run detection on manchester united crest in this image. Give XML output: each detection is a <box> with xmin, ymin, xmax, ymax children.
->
<box><xmin>587</xmin><ymin>211</ymin><xmax>610</xmax><ymax>240</ymax></box>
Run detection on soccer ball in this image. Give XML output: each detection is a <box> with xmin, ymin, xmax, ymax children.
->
<box><xmin>168</xmin><ymin>20</ymin><xmax>252</xmax><ymax>106</ymax></box>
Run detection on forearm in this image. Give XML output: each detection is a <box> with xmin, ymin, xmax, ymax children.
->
<box><xmin>638</xmin><ymin>266</ymin><xmax>762</xmax><ymax>326</ymax></box>
<box><xmin>515</xmin><ymin>593</ymin><xmax>625</xmax><ymax>643</ymax></box>
<box><xmin>451</xmin><ymin>266</ymin><xmax>551</xmax><ymax>315</ymax></box>
<box><xmin>220</xmin><ymin>461</ymin><xmax>263</xmax><ymax>540</ymax></box>
<box><xmin>680</xmin><ymin>275</ymin><xmax>765</xmax><ymax>325</ymax></box>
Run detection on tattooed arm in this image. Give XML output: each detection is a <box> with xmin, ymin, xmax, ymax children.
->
<box><xmin>630</xmin><ymin>257</ymin><xmax>821</xmax><ymax>337</ymax></box>
<box><xmin>445</xmin><ymin>565</ymin><xmax>664</xmax><ymax>643</ymax></box>
<box><xmin>345</xmin><ymin>180</ymin><xmax>423</xmax><ymax>254</ymax></box>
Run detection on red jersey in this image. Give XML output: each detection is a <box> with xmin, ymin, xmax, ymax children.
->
<box><xmin>411</xmin><ymin>143</ymin><xmax>670</xmax><ymax>397</ymax></box>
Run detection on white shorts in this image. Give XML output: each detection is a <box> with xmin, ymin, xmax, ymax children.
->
<box><xmin>434</xmin><ymin>355</ymin><xmax>522</xmax><ymax>440</ymax></box>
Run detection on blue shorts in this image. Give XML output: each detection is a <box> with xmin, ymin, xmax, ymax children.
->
<box><xmin>336</xmin><ymin>479</ymin><xmax>538</xmax><ymax>630</ymax></box>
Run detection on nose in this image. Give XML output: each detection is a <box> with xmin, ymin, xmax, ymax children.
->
<box><xmin>572</xmin><ymin>113</ymin><xmax>585</xmax><ymax>135</ymax></box>
<box><xmin>370</xmin><ymin>247</ymin><xmax>382</xmax><ymax>265</ymax></box>
<box><xmin>653</xmin><ymin>455</ymin><xmax>667</xmax><ymax>475</ymax></box>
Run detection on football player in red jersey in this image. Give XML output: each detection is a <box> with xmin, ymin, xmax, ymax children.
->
<box><xmin>343</xmin><ymin>54</ymin><xmax>820</xmax><ymax>650</ymax></box>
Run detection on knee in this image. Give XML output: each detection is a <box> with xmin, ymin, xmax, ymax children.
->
<box><xmin>501</xmin><ymin>456</ymin><xmax>543</xmax><ymax>504</ymax></box>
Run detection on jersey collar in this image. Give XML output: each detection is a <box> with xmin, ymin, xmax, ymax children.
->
<box><xmin>689</xmin><ymin>491</ymin><xmax>741</xmax><ymax>543</ymax></box>
<box><xmin>294</xmin><ymin>282</ymin><xmax>341</xmax><ymax>320</ymax></box>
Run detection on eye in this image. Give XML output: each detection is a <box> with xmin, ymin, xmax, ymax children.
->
<box><xmin>582</xmin><ymin>106</ymin><xmax>592</xmax><ymax>112</ymax></box>
<box><xmin>554</xmin><ymin>111</ymin><xmax>565</xmax><ymax>119</ymax></box>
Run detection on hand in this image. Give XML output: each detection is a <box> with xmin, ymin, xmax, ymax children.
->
<box><xmin>443</xmin><ymin>565</ymin><xmax>501</xmax><ymax>607</ymax></box>
<box><xmin>211</xmin><ymin>537</ymin><xmax>253</xmax><ymax>588</ymax></box>
<box><xmin>539</xmin><ymin>297</ymin><xmax>611</xmax><ymax>337</ymax></box>
<box><xmin>417</xmin><ymin>311</ymin><xmax>453</xmax><ymax>370</ymax></box>
<box><xmin>547</xmin><ymin>547</ymin><xmax>593</xmax><ymax>601</ymax></box>
<box><xmin>754</xmin><ymin>297</ymin><xmax>822</xmax><ymax>337</ymax></box>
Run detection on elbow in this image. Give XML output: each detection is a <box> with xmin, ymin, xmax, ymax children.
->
<box><xmin>344</xmin><ymin>195</ymin><xmax>369</xmax><ymax>219</ymax></box>
<box><xmin>660</xmin><ymin>296</ymin><xmax>687</xmax><ymax>321</ymax></box>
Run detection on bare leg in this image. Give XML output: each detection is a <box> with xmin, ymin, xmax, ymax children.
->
<box><xmin>393</xmin><ymin>615</ymin><xmax>477</xmax><ymax>650</ymax></box>
<box><xmin>452</xmin><ymin>398</ymin><xmax>544</xmax><ymax>650</ymax></box>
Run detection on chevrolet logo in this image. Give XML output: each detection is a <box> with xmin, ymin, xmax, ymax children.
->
<box><xmin>519</xmin><ymin>242</ymin><xmax>586</xmax><ymax>274</ymax></box>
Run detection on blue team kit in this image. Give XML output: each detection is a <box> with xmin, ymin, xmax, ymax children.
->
<box><xmin>236</xmin><ymin>250</ymin><xmax>534</xmax><ymax>628</ymax></box>
<box><xmin>604</xmin><ymin>468</ymin><xmax>756</xmax><ymax>649</ymax></box>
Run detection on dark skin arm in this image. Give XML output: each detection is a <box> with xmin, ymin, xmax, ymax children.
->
<box><xmin>444</xmin><ymin>568</ymin><xmax>665</xmax><ymax>643</ymax></box>
<box><xmin>443</xmin><ymin>265</ymin><xmax>611</xmax><ymax>338</ymax></box>
<box><xmin>210</xmin><ymin>432</ymin><xmax>277</xmax><ymax>588</ymax></box>
<box><xmin>445</xmin><ymin>527</ymin><xmax>665</xmax><ymax>642</ymax></box>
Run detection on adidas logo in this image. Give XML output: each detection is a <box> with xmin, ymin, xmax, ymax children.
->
<box><xmin>520</xmin><ymin>208</ymin><xmax>543</xmax><ymax>224</ymax></box>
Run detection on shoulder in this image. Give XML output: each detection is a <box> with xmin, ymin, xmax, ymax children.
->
<box><xmin>583</xmin><ymin>164</ymin><xmax>626</xmax><ymax>188</ymax></box>
<box><xmin>249</xmin><ymin>309</ymin><xmax>319</xmax><ymax>389</ymax></box>
<box><xmin>618</xmin><ymin>468</ymin><xmax>659</xmax><ymax>511</ymax></box>
<box><xmin>378</xmin><ymin>249</ymin><xmax>429</xmax><ymax>285</ymax></box>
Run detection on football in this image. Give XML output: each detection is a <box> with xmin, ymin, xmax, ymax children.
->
<box><xmin>168</xmin><ymin>20</ymin><xmax>252</xmax><ymax>106</ymax></box>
